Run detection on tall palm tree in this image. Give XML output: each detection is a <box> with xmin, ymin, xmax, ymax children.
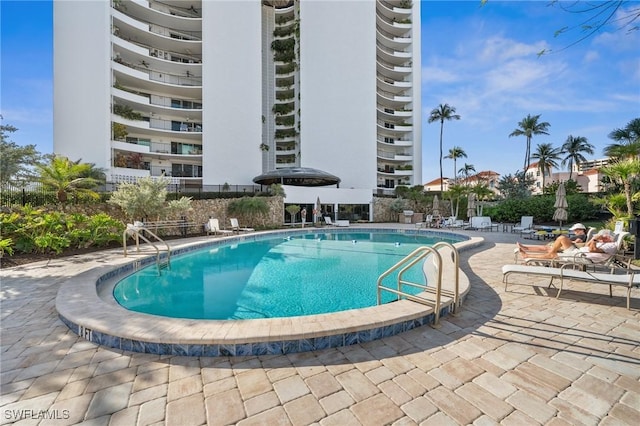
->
<box><xmin>530</xmin><ymin>143</ymin><xmax>561</xmax><ymax>190</ymax></box>
<box><xmin>444</xmin><ymin>146</ymin><xmax>467</xmax><ymax>184</ymax></box>
<box><xmin>603</xmin><ymin>118</ymin><xmax>640</xmax><ymax>160</ymax></box>
<box><xmin>428</xmin><ymin>104</ymin><xmax>461</xmax><ymax>192</ymax></box>
<box><xmin>509</xmin><ymin>114</ymin><xmax>551</xmax><ymax>174</ymax></box>
<box><xmin>560</xmin><ymin>135</ymin><xmax>594</xmax><ymax>180</ymax></box>
<box><xmin>601</xmin><ymin>158</ymin><xmax>640</xmax><ymax>217</ymax></box>
<box><xmin>36</xmin><ymin>155</ymin><xmax>101</xmax><ymax>203</ymax></box>
<box><xmin>458</xmin><ymin>163</ymin><xmax>476</xmax><ymax>183</ymax></box>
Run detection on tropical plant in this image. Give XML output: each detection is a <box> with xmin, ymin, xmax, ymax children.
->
<box><xmin>269</xmin><ymin>183</ymin><xmax>286</xmax><ymax>197</ymax></box>
<box><xmin>0</xmin><ymin>238</ymin><xmax>14</xmax><ymax>257</ymax></box>
<box><xmin>603</xmin><ymin>118</ymin><xmax>640</xmax><ymax>159</ymax></box>
<box><xmin>0</xmin><ymin>206</ymin><xmax>124</xmax><ymax>255</ymax></box>
<box><xmin>108</xmin><ymin>176</ymin><xmax>170</xmax><ymax>221</ymax></box>
<box><xmin>285</xmin><ymin>204</ymin><xmax>301</xmax><ymax>223</ymax></box>
<box><xmin>470</xmin><ymin>183</ymin><xmax>494</xmax><ymax>201</ymax></box>
<box><xmin>36</xmin><ymin>156</ymin><xmax>102</xmax><ymax>203</ymax></box>
<box><xmin>509</xmin><ymin>114</ymin><xmax>551</xmax><ymax>174</ymax></box>
<box><xmin>227</xmin><ymin>197</ymin><xmax>269</xmax><ymax>226</ymax></box>
<box><xmin>560</xmin><ymin>135</ymin><xmax>594</xmax><ymax>180</ymax></box>
<box><xmin>0</xmin><ymin>118</ymin><xmax>42</xmax><ymax>185</ymax></box>
<box><xmin>111</xmin><ymin>122</ymin><xmax>128</xmax><ymax>141</ymax></box>
<box><xmin>428</xmin><ymin>104</ymin><xmax>461</xmax><ymax>192</ymax></box>
<box><xmin>601</xmin><ymin>158</ymin><xmax>640</xmax><ymax>217</ymax></box>
<box><xmin>543</xmin><ymin>179</ymin><xmax>582</xmax><ymax>196</ymax></box>
<box><xmin>444</xmin><ymin>146</ymin><xmax>467</xmax><ymax>184</ymax></box>
<box><xmin>165</xmin><ymin>197</ymin><xmax>194</xmax><ymax>219</ymax></box>
<box><xmin>458</xmin><ymin>163</ymin><xmax>476</xmax><ymax>183</ymax></box>
<box><xmin>444</xmin><ymin>184</ymin><xmax>466</xmax><ymax>218</ymax></box>
<box><xmin>497</xmin><ymin>171</ymin><xmax>536</xmax><ymax>199</ymax></box>
<box><xmin>530</xmin><ymin>143</ymin><xmax>562</xmax><ymax>190</ymax></box>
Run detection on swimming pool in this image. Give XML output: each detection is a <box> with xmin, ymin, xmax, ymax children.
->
<box><xmin>113</xmin><ymin>232</ymin><xmax>462</xmax><ymax>320</ymax></box>
<box><xmin>57</xmin><ymin>227</ymin><xmax>480</xmax><ymax>356</ymax></box>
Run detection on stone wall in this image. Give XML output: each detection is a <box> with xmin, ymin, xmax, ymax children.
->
<box><xmin>7</xmin><ymin>195</ymin><xmax>426</xmax><ymax>230</ymax></box>
<box><xmin>12</xmin><ymin>197</ymin><xmax>285</xmax><ymax>234</ymax></box>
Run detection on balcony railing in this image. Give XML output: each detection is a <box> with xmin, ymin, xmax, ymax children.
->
<box><xmin>376</xmin><ymin>26</ymin><xmax>412</xmax><ymax>42</ymax></box>
<box><xmin>113</xmin><ymin>58</ymin><xmax>202</xmax><ymax>86</ymax></box>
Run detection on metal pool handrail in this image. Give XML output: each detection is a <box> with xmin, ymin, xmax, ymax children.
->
<box><xmin>122</xmin><ymin>222</ymin><xmax>171</xmax><ymax>274</ymax></box>
<box><xmin>376</xmin><ymin>243</ymin><xmax>460</xmax><ymax>325</ymax></box>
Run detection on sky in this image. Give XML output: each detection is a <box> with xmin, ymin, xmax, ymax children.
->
<box><xmin>1</xmin><ymin>0</ymin><xmax>639</xmax><ymax>182</ymax></box>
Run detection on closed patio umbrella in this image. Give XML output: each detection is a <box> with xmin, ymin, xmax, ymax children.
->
<box><xmin>315</xmin><ymin>196</ymin><xmax>321</xmax><ymax>223</ymax></box>
<box><xmin>432</xmin><ymin>195</ymin><xmax>440</xmax><ymax>218</ymax></box>
<box><xmin>467</xmin><ymin>193</ymin><xmax>476</xmax><ymax>219</ymax></box>
<box><xmin>553</xmin><ymin>182</ymin><xmax>568</xmax><ymax>229</ymax></box>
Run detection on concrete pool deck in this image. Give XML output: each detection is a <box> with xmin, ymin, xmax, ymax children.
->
<box><xmin>1</xmin><ymin>224</ymin><xmax>639</xmax><ymax>425</ymax></box>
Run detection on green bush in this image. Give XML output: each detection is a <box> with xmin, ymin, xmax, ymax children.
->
<box><xmin>0</xmin><ymin>205</ymin><xmax>124</xmax><ymax>255</ymax></box>
<box><xmin>483</xmin><ymin>195</ymin><xmax>598</xmax><ymax>224</ymax></box>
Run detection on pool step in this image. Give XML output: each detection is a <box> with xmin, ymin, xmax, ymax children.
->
<box><xmin>157</xmin><ymin>257</ymin><xmax>171</xmax><ymax>274</ymax></box>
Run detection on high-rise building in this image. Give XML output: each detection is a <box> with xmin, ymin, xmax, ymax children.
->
<box><xmin>54</xmin><ymin>0</ymin><xmax>421</xmax><ymax>199</ymax></box>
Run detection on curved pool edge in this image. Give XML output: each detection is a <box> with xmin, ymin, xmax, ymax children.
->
<box><xmin>56</xmin><ymin>228</ymin><xmax>484</xmax><ymax>356</ymax></box>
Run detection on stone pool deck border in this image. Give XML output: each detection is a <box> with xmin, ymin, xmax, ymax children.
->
<box><xmin>55</xmin><ymin>227</ymin><xmax>481</xmax><ymax>357</ymax></box>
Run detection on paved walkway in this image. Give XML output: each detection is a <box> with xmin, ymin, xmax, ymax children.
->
<box><xmin>1</xmin><ymin>228</ymin><xmax>639</xmax><ymax>425</ymax></box>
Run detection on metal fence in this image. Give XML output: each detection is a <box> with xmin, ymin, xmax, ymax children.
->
<box><xmin>0</xmin><ymin>183</ymin><xmax>58</xmax><ymax>207</ymax></box>
<box><xmin>1</xmin><ymin>182</ymin><xmax>270</xmax><ymax>207</ymax></box>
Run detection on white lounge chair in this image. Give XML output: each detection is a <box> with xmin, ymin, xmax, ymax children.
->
<box><xmin>323</xmin><ymin>216</ymin><xmax>334</xmax><ymax>226</ymax></box>
<box><xmin>512</xmin><ymin>216</ymin><xmax>534</xmax><ymax>235</ymax></box>
<box><xmin>229</xmin><ymin>218</ymin><xmax>254</xmax><ymax>233</ymax></box>
<box><xmin>207</xmin><ymin>218</ymin><xmax>233</xmax><ymax>236</ymax></box>
<box><xmin>502</xmin><ymin>262</ymin><xmax>639</xmax><ymax>309</ymax></box>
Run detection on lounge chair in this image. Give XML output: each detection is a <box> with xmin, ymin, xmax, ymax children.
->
<box><xmin>229</xmin><ymin>218</ymin><xmax>254</xmax><ymax>233</ymax></box>
<box><xmin>517</xmin><ymin>231</ymin><xmax>629</xmax><ymax>266</ymax></box>
<box><xmin>502</xmin><ymin>261</ymin><xmax>639</xmax><ymax>309</ymax></box>
<box><xmin>512</xmin><ymin>216</ymin><xmax>534</xmax><ymax>235</ymax></box>
<box><xmin>207</xmin><ymin>218</ymin><xmax>233</xmax><ymax>236</ymax></box>
<box><xmin>324</xmin><ymin>216</ymin><xmax>334</xmax><ymax>226</ymax></box>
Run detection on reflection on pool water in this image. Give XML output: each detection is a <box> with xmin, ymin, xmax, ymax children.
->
<box><xmin>113</xmin><ymin>232</ymin><xmax>462</xmax><ymax>320</ymax></box>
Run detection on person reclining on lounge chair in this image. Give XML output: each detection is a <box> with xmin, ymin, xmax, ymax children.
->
<box><xmin>517</xmin><ymin>230</ymin><xmax>617</xmax><ymax>261</ymax></box>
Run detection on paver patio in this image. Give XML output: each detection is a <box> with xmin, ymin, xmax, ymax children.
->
<box><xmin>1</xmin><ymin>226</ymin><xmax>638</xmax><ymax>425</ymax></box>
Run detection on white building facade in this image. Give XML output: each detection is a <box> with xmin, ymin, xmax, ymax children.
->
<box><xmin>54</xmin><ymin>0</ymin><xmax>421</xmax><ymax>202</ymax></box>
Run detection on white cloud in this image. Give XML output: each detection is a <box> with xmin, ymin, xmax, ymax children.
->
<box><xmin>583</xmin><ymin>50</ymin><xmax>600</xmax><ymax>63</ymax></box>
<box><xmin>477</xmin><ymin>36</ymin><xmax>549</xmax><ymax>63</ymax></box>
<box><xmin>421</xmin><ymin>66</ymin><xmax>460</xmax><ymax>84</ymax></box>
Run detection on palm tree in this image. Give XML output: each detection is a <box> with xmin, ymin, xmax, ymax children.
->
<box><xmin>603</xmin><ymin>118</ymin><xmax>640</xmax><ymax>160</ymax></box>
<box><xmin>530</xmin><ymin>143</ymin><xmax>561</xmax><ymax>190</ymax></box>
<box><xmin>470</xmin><ymin>183</ymin><xmax>493</xmax><ymax>201</ymax></box>
<box><xmin>36</xmin><ymin>155</ymin><xmax>101</xmax><ymax>203</ymax></box>
<box><xmin>458</xmin><ymin>163</ymin><xmax>476</xmax><ymax>184</ymax></box>
<box><xmin>428</xmin><ymin>104</ymin><xmax>461</xmax><ymax>192</ymax></box>
<box><xmin>601</xmin><ymin>158</ymin><xmax>640</xmax><ymax>217</ymax></box>
<box><xmin>509</xmin><ymin>114</ymin><xmax>551</xmax><ymax>174</ymax></box>
<box><xmin>560</xmin><ymin>135</ymin><xmax>594</xmax><ymax>180</ymax></box>
<box><xmin>444</xmin><ymin>146</ymin><xmax>467</xmax><ymax>184</ymax></box>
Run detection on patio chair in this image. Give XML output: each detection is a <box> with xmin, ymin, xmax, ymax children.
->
<box><xmin>229</xmin><ymin>218</ymin><xmax>254</xmax><ymax>233</ymax></box>
<box><xmin>512</xmin><ymin>216</ymin><xmax>534</xmax><ymax>235</ymax></box>
<box><xmin>207</xmin><ymin>218</ymin><xmax>233</xmax><ymax>236</ymax></box>
<box><xmin>502</xmin><ymin>260</ymin><xmax>639</xmax><ymax>309</ymax></box>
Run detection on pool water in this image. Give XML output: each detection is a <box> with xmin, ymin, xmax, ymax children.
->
<box><xmin>113</xmin><ymin>232</ymin><xmax>460</xmax><ymax>320</ymax></box>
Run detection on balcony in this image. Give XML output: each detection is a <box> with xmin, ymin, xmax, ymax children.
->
<box><xmin>377</xmin><ymin>151</ymin><xmax>413</xmax><ymax>161</ymax></box>
<box><xmin>377</xmin><ymin>120</ymin><xmax>413</xmax><ymax>132</ymax></box>
<box><xmin>377</xmin><ymin>137</ymin><xmax>412</xmax><ymax>147</ymax></box>
<box><xmin>377</xmin><ymin>106</ymin><xmax>412</xmax><ymax>119</ymax></box>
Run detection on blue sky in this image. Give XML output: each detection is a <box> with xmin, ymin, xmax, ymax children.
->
<box><xmin>1</xmin><ymin>1</ymin><xmax>639</xmax><ymax>181</ymax></box>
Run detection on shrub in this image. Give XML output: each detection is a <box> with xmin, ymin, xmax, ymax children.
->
<box><xmin>0</xmin><ymin>205</ymin><xmax>125</xmax><ymax>255</ymax></box>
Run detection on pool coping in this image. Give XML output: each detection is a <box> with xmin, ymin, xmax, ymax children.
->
<box><xmin>56</xmin><ymin>228</ymin><xmax>483</xmax><ymax>356</ymax></box>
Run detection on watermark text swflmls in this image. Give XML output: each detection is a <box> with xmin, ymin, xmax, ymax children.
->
<box><xmin>4</xmin><ymin>409</ymin><xmax>70</xmax><ymax>420</ymax></box>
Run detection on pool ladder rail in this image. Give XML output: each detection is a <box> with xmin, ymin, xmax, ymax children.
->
<box><xmin>123</xmin><ymin>222</ymin><xmax>171</xmax><ymax>275</ymax></box>
<box><xmin>376</xmin><ymin>242</ymin><xmax>460</xmax><ymax>325</ymax></box>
